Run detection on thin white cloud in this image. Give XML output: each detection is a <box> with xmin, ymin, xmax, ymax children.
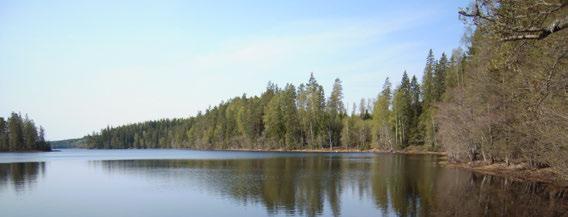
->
<box><xmin>182</xmin><ymin>12</ymin><xmax>433</xmax><ymax>77</ymax></box>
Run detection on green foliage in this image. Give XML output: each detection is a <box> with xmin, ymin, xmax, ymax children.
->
<box><xmin>340</xmin><ymin>115</ymin><xmax>372</xmax><ymax>149</ymax></box>
<box><xmin>263</xmin><ymin>84</ymin><xmax>301</xmax><ymax>148</ymax></box>
<box><xmin>50</xmin><ymin>138</ymin><xmax>85</xmax><ymax>149</ymax></box>
<box><xmin>82</xmin><ymin>1</ymin><xmax>567</xmax><ymax>179</ymax></box>
<box><xmin>372</xmin><ymin>78</ymin><xmax>393</xmax><ymax>150</ymax></box>
<box><xmin>86</xmin><ymin>75</ymin><xmax>336</xmax><ymax>150</ymax></box>
<box><xmin>326</xmin><ymin>78</ymin><xmax>345</xmax><ymax>148</ymax></box>
<box><xmin>0</xmin><ymin>118</ymin><xmax>8</xmax><ymax>151</ymax></box>
<box><xmin>0</xmin><ymin>113</ymin><xmax>50</xmax><ymax>152</ymax></box>
<box><xmin>83</xmin><ymin>57</ymin><xmax>451</xmax><ymax>152</ymax></box>
<box><xmin>392</xmin><ymin>72</ymin><xmax>414</xmax><ymax>149</ymax></box>
<box><xmin>419</xmin><ymin>49</ymin><xmax>443</xmax><ymax>149</ymax></box>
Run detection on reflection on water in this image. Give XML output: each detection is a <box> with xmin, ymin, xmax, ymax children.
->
<box><xmin>94</xmin><ymin>155</ymin><xmax>568</xmax><ymax>217</ymax></box>
<box><xmin>0</xmin><ymin>152</ymin><xmax>567</xmax><ymax>217</ymax></box>
<box><xmin>0</xmin><ymin>162</ymin><xmax>45</xmax><ymax>192</ymax></box>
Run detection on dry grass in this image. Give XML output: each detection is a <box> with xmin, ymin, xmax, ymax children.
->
<box><xmin>446</xmin><ymin>161</ymin><xmax>568</xmax><ymax>187</ymax></box>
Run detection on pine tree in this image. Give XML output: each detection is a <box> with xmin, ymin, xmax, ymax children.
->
<box><xmin>264</xmin><ymin>92</ymin><xmax>285</xmax><ymax>146</ymax></box>
<box><xmin>282</xmin><ymin>84</ymin><xmax>300</xmax><ymax>148</ymax></box>
<box><xmin>0</xmin><ymin>117</ymin><xmax>7</xmax><ymax>151</ymax></box>
<box><xmin>420</xmin><ymin>50</ymin><xmax>437</xmax><ymax>148</ymax></box>
<box><xmin>38</xmin><ymin>126</ymin><xmax>49</xmax><ymax>151</ymax></box>
<box><xmin>297</xmin><ymin>83</ymin><xmax>309</xmax><ymax>146</ymax></box>
<box><xmin>305</xmin><ymin>73</ymin><xmax>326</xmax><ymax>148</ymax></box>
<box><xmin>433</xmin><ymin>53</ymin><xmax>449</xmax><ymax>101</ymax></box>
<box><xmin>422</xmin><ymin>49</ymin><xmax>436</xmax><ymax>108</ymax></box>
<box><xmin>23</xmin><ymin>115</ymin><xmax>39</xmax><ymax>150</ymax></box>
<box><xmin>392</xmin><ymin>72</ymin><xmax>413</xmax><ymax>149</ymax></box>
<box><xmin>8</xmin><ymin>113</ymin><xmax>24</xmax><ymax>151</ymax></box>
<box><xmin>326</xmin><ymin>78</ymin><xmax>345</xmax><ymax>148</ymax></box>
<box><xmin>409</xmin><ymin>75</ymin><xmax>422</xmax><ymax>145</ymax></box>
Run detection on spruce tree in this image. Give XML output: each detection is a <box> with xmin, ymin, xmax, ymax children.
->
<box><xmin>434</xmin><ymin>53</ymin><xmax>449</xmax><ymax>101</ymax></box>
<box><xmin>282</xmin><ymin>84</ymin><xmax>300</xmax><ymax>148</ymax></box>
<box><xmin>306</xmin><ymin>73</ymin><xmax>326</xmax><ymax>148</ymax></box>
<box><xmin>326</xmin><ymin>78</ymin><xmax>345</xmax><ymax>148</ymax></box>
<box><xmin>0</xmin><ymin>117</ymin><xmax>7</xmax><ymax>151</ymax></box>
<box><xmin>8</xmin><ymin>113</ymin><xmax>24</xmax><ymax>151</ymax></box>
<box><xmin>23</xmin><ymin>115</ymin><xmax>39</xmax><ymax>150</ymax></box>
<box><xmin>420</xmin><ymin>50</ymin><xmax>437</xmax><ymax>148</ymax></box>
<box><xmin>409</xmin><ymin>75</ymin><xmax>422</xmax><ymax>145</ymax></box>
<box><xmin>392</xmin><ymin>72</ymin><xmax>413</xmax><ymax>149</ymax></box>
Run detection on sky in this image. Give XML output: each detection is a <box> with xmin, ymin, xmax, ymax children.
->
<box><xmin>0</xmin><ymin>0</ymin><xmax>469</xmax><ymax>140</ymax></box>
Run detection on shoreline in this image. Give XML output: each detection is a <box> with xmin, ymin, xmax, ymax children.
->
<box><xmin>0</xmin><ymin>150</ymin><xmax>54</xmax><ymax>153</ymax></box>
<box><xmin>222</xmin><ymin>147</ymin><xmax>445</xmax><ymax>155</ymax></box>
<box><xmin>444</xmin><ymin>161</ymin><xmax>568</xmax><ymax>187</ymax></box>
<box><xmin>222</xmin><ymin>147</ymin><xmax>566</xmax><ymax>186</ymax></box>
<box><xmin>60</xmin><ymin>147</ymin><xmax>568</xmax><ymax>186</ymax></box>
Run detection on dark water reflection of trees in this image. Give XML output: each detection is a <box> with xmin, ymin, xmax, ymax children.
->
<box><xmin>0</xmin><ymin>162</ymin><xmax>45</xmax><ymax>193</ymax></box>
<box><xmin>0</xmin><ymin>155</ymin><xmax>565</xmax><ymax>216</ymax></box>
<box><xmin>93</xmin><ymin>155</ymin><xmax>568</xmax><ymax>217</ymax></box>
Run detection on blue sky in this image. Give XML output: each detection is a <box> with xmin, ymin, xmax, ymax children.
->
<box><xmin>0</xmin><ymin>0</ymin><xmax>468</xmax><ymax>140</ymax></box>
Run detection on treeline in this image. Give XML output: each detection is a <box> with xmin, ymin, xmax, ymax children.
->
<box><xmin>85</xmin><ymin>0</ymin><xmax>567</xmax><ymax>177</ymax></box>
<box><xmin>50</xmin><ymin>138</ymin><xmax>86</xmax><ymax>149</ymax></box>
<box><xmin>85</xmin><ymin>118</ymin><xmax>192</xmax><ymax>149</ymax></box>
<box><xmin>0</xmin><ymin>112</ymin><xmax>51</xmax><ymax>152</ymax></box>
<box><xmin>85</xmin><ymin>48</ymin><xmax>455</xmax><ymax>151</ymax></box>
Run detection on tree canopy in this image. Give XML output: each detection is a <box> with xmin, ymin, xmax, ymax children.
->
<box><xmin>0</xmin><ymin>113</ymin><xmax>50</xmax><ymax>152</ymax></box>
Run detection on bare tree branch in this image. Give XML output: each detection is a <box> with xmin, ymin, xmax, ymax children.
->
<box><xmin>460</xmin><ymin>0</ymin><xmax>568</xmax><ymax>41</ymax></box>
<box><xmin>503</xmin><ymin>16</ymin><xmax>568</xmax><ymax>41</ymax></box>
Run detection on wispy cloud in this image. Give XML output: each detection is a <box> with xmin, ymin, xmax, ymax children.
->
<box><xmin>182</xmin><ymin>12</ymin><xmax>433</xmax><ymax>77</ymax></box>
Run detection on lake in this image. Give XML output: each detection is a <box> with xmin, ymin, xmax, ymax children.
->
<box><xmin>0</xmin><ymin>149</ymin><xmax>566</xmax><ymax>217</ymax></box>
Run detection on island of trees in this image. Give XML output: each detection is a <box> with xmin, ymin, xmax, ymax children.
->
<box><xmin>83</xmin><ymin>0</ymin><xmax>567</xmax><ymax>178</ymax></box>
<box><xmin>0</xmin><ymin>113</ymin><xmax>51</xmax><ymax>152</ymax></box>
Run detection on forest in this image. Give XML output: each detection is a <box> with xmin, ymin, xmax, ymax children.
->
<box><xmin>0</xmin><ymin>112</ymin><xmax>51</xmax><ymax>152</ymax></box>
<box><xmin>84</xmin><ymin>1</ymin><xmax>567</xmax><ymax>178</ymax></box>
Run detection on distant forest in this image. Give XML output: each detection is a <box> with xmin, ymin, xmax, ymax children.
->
<box><xmin>50</xmin><ymin>138</ymin><xmax>85</xmax><ymax>149</ymax></box>
<box><xmin>84</xmin><ymin>1</ymin><xmax>567</xmax><ymax>177</ymax></box>
<box><xmin>0</xmin><ymin>113</ymin><xmax>51</xmax><ymax>152</ymax></box>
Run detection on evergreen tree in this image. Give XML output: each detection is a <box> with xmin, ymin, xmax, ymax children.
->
<box><xmin>392</xmin><ymin>72</ymin><xmax>413</xmax><ymax>149</ymax></box>
<box><xmin>326</xmin><ymin>78</ymin><xmax>345</xmax><ymax>148</ymax></box>
<box><xmin>282</xmin><ymin>84</ymin><xmax>300</xmax><ymax>148</ymax></box>
<box><xmin>422</xmin><ymin>49</ymin><xmax>436</xmax><ymax>108</ymax></box>
<box><xmin>305</xmin><ymin>73</ymin><xmax>326</xmax><ymax>148</ymax></box>
<box><xmin>420</xmin><ymin>50</ymin><xmax>437</xmax><ymax>148</ymax></box>
<box><xmin>0</xmin><ymin>117</ymin><xmax>7</xmax><ymax>151</ymax></box>
<box><xmin>264</xmin><ymin>91</ymin><xmax>285</xmax><ymax>146</ymax></box>
<box><xmin>409</xmin><ymin>75</ymin><xmax>422</xmax><ymax>145</ymax></box>
<box><xmin>0</xmin><ymin>113</ymin><xmax>48</xmax><ymax>152</ymax></box>
<box><xmin>38</xmin><ymin>126</ymin><xmax>49</xmax><ymax>150</ymax></box>
<box><xmin>8</xmin><ymin>113</ymin><xmax>24</xmax><ymax>151</ymax></box>
<box><xmin>359</xmin><ymin>98</ymin><xmax>371</xmax><ymax>120</ymax></box>
<box><xmin>297</xmin><ymin>83</ymin><xmax>309</xmax><ymax>146</ymax></box>
<box><xmin>23</xmin><ymin>115</ymin><xmax>39</xmax><ymax>150</ymax></box>
<box><xmin>433</xmin><ymin>53</ymin><xmax>449</xmax><ymax>101</ymax></box>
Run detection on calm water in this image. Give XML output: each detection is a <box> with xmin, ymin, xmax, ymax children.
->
<box><xmin>0</xmin><ymin>149</ymin><xmax>566</xmax><ymax>217</ymax></box>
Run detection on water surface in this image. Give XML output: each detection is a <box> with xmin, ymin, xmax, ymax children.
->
<box><xmin>0</xmin><ymin>149</ymin><xmax>566</xmax><ymax>217</ymax></box>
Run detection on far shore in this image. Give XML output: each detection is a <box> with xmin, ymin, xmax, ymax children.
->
<box><xmin>222</xmin><ymin>146</ymin><xmax>567</xmax><ymax>187</ymax></box>
<box><xmin>46</xmin><ymin>146</ymin><xmax>568</xmax><ymax>187</ymax></box>
<box><xmin>222</xmin><ymin>147</ymin><xmax>445</xmax><ymax>155</ymax></box>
